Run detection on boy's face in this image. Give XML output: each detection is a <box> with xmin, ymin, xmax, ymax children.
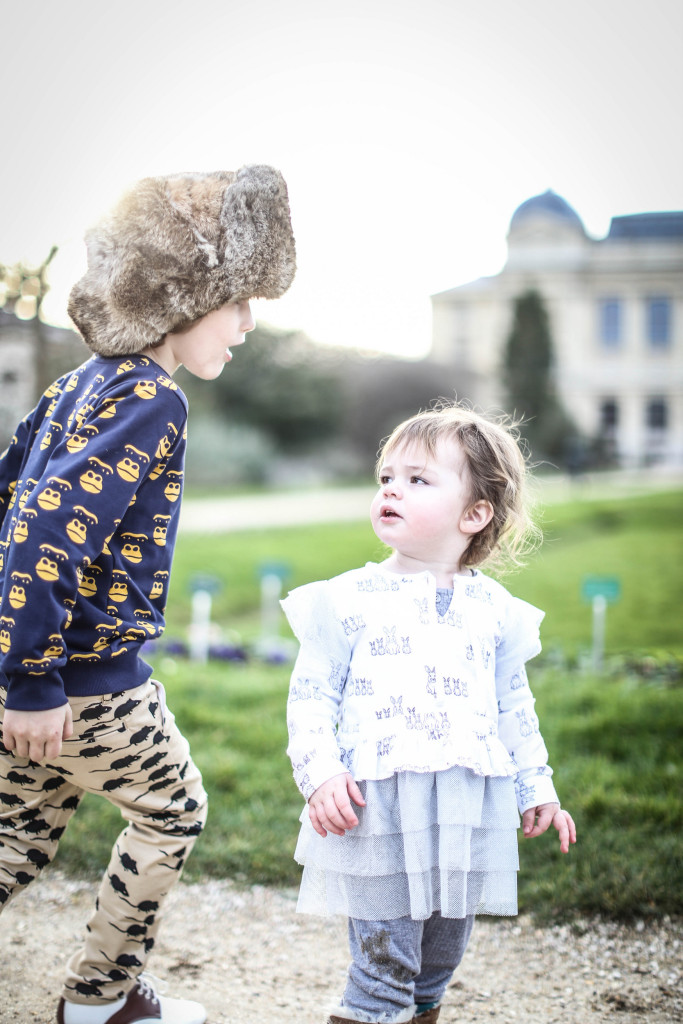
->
<box><xmin>165</xmin><ymin>300</ymin><xmax>255</xmax><ymax>379</ymax></box>
<box><xmin>371</xmin><ymin>438</ymin><xmax>484</xmax><ymax>564</ymax></box>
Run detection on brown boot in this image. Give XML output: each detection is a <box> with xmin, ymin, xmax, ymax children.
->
<box><xmin>327</xmin><ymin>1018</ymin><xmax>371</xmax><ymax>1024</ymax></box>
<box><xmin>413</xmin><ymin>1008</ymin><xmax>441</xmax><ymax>1024</ymax></box>
<box><xmin>327</xmin><ymin>1018</ymin><xmax>368</xmax><ymax>1024</ymax></box>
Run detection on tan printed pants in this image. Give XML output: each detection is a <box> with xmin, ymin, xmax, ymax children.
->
<box><xmin>0</xmin><ymin>679</ymin><xmax>208</xmax><ymax>1006</ymax></box>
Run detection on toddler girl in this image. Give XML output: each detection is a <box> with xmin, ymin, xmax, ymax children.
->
<box><xmin>282</xmin><ymin>403</ymin><xmax>576</xmax><ymax>1024</ymax></box>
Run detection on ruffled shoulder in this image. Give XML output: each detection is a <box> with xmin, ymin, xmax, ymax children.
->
<box><xmin>476</xmin><ymin>573</ymin><xmax>545</xmax><ymax>669</ymax></box>
<box><xmin>280</xmin><ymin>580</ymin><xmax>335</xmax><ymax>644</ymax></box>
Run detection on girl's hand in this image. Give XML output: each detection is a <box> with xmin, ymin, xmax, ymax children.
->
<box><xmin>308</xmin><ymin>772</ymin><xmax>366</xmax><ymax>838</ymax></box>
<box><xmin>522</xmin><ymin>802</ymin><xmax>577</xmax><ymax>854</ymax></box>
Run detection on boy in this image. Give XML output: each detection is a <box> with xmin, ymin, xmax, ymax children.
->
<box><xmin>0</xmin><ymin>165</ymin><xmax>296</xmax><ymax>1024</ymax></box>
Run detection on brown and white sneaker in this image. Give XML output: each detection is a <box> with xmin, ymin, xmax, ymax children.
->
<box><xmin>57</xmin><ymin>974</ymin><xmax>207</xmax><ymax>1024</ymax></box>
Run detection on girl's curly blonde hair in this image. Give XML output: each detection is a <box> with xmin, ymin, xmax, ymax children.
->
<box><xmin>376</xmin><ymin>401</ymin><xmax>541</xmax><ymax>573</ymax></box>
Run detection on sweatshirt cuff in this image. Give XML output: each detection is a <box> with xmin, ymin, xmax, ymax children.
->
<box><xmin>3</xmin><ymin>670</ymin><xmax>67</xmax><ymax>712</ymax></box>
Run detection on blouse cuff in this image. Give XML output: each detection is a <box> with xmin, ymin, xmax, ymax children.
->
<box><xmin>296</xmin><ymin>754</ymin><xmax>349</xmax><ymax>801</ymax></box>
<box><xmin>515</xmin><ymin>771</ymin><xmax>560</xmax><ymax>814</ymax></box>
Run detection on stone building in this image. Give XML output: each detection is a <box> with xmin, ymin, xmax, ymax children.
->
<box><xmin>0</xmin><ymin>309</ymin><xmax>85</xmax><ymax>447</ymax></box>
<box><xmin>430</xmin><ymin>191</ymin><xmax>683</xmax><ymax>467</ymax></box>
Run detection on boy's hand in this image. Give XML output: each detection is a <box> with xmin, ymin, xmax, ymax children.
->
<box><xmin>308</xmin><ymin>772</ymin><xmax>366</xmax><ymax>837</ymax></box>
<box><xmin>522</xmin><ymin>802</ymin><xmax>577</xmax><ymax>854</ymax></box>
<box><xmin>2</xmin><ymin>704</ymin><xmax>73</xmax><ymax>762</ymax></box>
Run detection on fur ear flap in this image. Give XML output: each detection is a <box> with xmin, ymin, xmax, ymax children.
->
<box><xmin>68</xmin><ymin>165</ymin><xmax>296</xmax><ymax>357</ymax></box>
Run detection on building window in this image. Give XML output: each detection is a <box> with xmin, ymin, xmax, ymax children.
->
<box><xmin>644</xmin><ymin>397</ymin><xmax>668</xmax><ymax>464</ymax></box>
<box><xmin>599</xmin><ymin>299</ymin><xmax>621</xmax><ymax>346</ymax></box>
<box><xmin>646</xmin><ymin>397</ymin><xmax>668</xmax><ymax>430</ymax></box>
<box><xmin>646</xmin><ymin>297</ymin><xmax>671</xmax><ymax>347</ymax></box>
<box><xmin>600</xmin><ymin>399</ymin><xmax>619</xmax><ymax>430</ymax></box>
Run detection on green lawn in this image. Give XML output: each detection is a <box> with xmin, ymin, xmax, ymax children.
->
<box><xmin>54</xmin><ymin>487</ymin><xmax>683</xmax><ymax>921</ymax></box>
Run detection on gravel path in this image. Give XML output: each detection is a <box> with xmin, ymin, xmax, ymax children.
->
<box><xmin>0</xmin><ymin>871</ymin><xmax>680</xmax><ymax>1023</ymax></box>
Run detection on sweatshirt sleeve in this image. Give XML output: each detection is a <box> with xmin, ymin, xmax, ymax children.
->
<box><xmin>281</xmin><ymin>581</ymin><xmax>352</xmax><ymax>800</ymax></box>
<box><xmin>0</xmin><ymin>377</ymin><xmax>186</xmax><ymax>711</ymax></box>
<box><xmin>495</xmin><ymin>595</ymin><xmax>560</xmax><ymax>813</ymax></box>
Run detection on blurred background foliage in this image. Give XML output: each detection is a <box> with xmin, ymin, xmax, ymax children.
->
<box><xmin>175</xmin><ymin>322</ymin><xmax>464</xmax><ymax>486</ymax></box>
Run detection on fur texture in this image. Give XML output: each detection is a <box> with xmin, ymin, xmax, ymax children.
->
<box><xmin>68</xmin><ymin>165</ymin><xmax>296</xmax><ymax>356</ymax></box>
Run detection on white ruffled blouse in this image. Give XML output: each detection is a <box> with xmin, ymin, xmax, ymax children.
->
<box><xmin>282</xmin><ymin>562</ymin><xmax>560</xmax><ymax>814</ymax></box>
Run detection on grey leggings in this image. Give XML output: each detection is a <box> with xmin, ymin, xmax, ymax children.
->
<box><xmin>338</xmin><ymin>912</ymin><xmax>474</xmax><ymax>1023</ymax></box>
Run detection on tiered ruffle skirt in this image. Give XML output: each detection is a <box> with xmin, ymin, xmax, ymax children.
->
<box><xmin>294</xmin><ymin>766</ymin><xmax>520</xmax><ymax>920</ymax></box>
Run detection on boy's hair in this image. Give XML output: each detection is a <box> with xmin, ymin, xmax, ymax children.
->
<box><xmin>376</xmin><ymin>401</ymin><xmax>541</xmax><ymax>571</ymax></box>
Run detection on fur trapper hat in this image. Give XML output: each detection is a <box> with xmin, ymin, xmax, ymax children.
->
<box><xmin>68</xmin><ymin>164</ymin><xmax>296</xmax><ymax>356</ymax></box>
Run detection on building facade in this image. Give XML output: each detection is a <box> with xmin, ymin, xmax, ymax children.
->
<box><xmin>0</xmin><ymin>309</ymin><xmax>85</xmax><ymax>447</ymax></box>
<box><xmin>430</xmin><ymin>191</ymin><xmax>683</xmax><ymax>467</ymax></box>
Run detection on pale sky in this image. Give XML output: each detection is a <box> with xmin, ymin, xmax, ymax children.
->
<box><xmin>1</xmin><ymin>0</ymin><xmax>681</xmax><ymax>358</ymax></box>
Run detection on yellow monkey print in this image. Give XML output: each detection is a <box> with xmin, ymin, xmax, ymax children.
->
<box><xmin>79</xmin><ymin>456</ymin><xmax>114</xmax><ymax>494</ymax></box>
<box><xmin>120</xmin><ymin>532</ymin><xmax>147</xmax><ymax>565</ymax></box>
<box><xmin>43</xmin><ymin>380</ymin><xmax>62</xmax><ymax>399</ymax></box>
<box><xmin>35</xmin><ymin>544</ymin><xmax>69</xmax><ymax>582</ymax></box>
<box><xmin>108</xmin><ymin>570</ymin><xmax>129</xmax><ymax>604</ymax></box>
<box><xmin>43</xmin><ymin>634</ymin><xmax>64</xmax><ymax>659</ymax></box>
<box><xmin>17</xmin><ymin>478</ymin><xmax>38</xmax><ymax>509</ymax></box>
<box><xmin>149</xmin><ymin>571</ymin><xmax>169</xmax><ymax>599</ymax></box>
<box><xmin>0</xmin><ymin>617</ymin><xmax>15</xmax><ymax>654</ymax></box>
<box><xmin>164</xmin><ymin>470</ymin><xmax>183</xmax><ymax>502</ymax></box>
<box><xmin>154</xmin><ymin>422</ymin><xmax>179</xmax><ymax>461</ymax></box>
<box><xmin>98</xmin><ymin>397</ymin><xmax>123</xmax><ymax>419</ymax></box>
<box><xmin>152</xmin><ymin>514</ymin><xmax>171</xmax><ymax>547</ymax></box>
<box><xmin>116</xmin><ymin>444</ymin><xmax>150</xmax><ymax>483</ymax></box>
<box><xmin>8</xmin><ymin>572</ymin><xmax>32</xmax><ymax>610</ymax></box>
<box><xmin>134</xmin><ymin>380</ymin><xmax>157</xmax><ymax>400</ymax></box>
<box><xmin>13</xmin><ymin>508</ymin><xmax>37</xmax><ymax>543</ymax></box>
<box><xmin>65</xmin><ymin>423</ymin><xmax>99</xmax><ymax>454</ymax></box>
<box><xmin>63</xmin><ymin>597</ymin><xmax>76</xmax><ymax>628</ymax></box>
<box><xmin>65</xmin><ymin>506</ymin><xmax>99</xmax><ymax>546</ymax></box>
<box><xmin>78</xmin><ymin>564</ymin><xmax>102</xmax><ymax>598</ymax></box>
<box><xmin>36</xmin><ymin>476</ymin><xmax>72</xmax><ymax>511</ymax></box>
<box><xmin>40</xmin><ymin>420</ymin><xmax>63</xmax><ymax>450</ymax></box>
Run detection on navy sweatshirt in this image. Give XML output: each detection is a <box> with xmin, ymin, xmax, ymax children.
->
<box><xmin>0</xmin><ymin>354</ymin><xmax>188</xmax><ymax>711</ymax></box>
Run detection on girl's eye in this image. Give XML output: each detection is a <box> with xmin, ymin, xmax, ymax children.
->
<box><xmin>411</xmin><ymin>476</ymin><xmax>427</xmax><ymax>485</ymax></box>
<box><xmin>379</xmin><ymin>475</ymin><xmax>391</xmax><ymax>484</ymax></box>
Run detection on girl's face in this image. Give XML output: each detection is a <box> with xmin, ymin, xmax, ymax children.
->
<box><xmin>150</xmin><ymin>300</ymin><xmax>255</xmax><ymax>379</ymax></box>
<box><xmin>371</xmin><ymin>438</ymin><xmax>491</xmax><ymax>569</ymax></box>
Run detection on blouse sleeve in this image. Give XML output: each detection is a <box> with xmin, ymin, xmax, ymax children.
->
<box><xmin>281</xmin><ymin>581</ymin><xmax>352</xmax><ymax>800</ymax></box>
<box><xmin>495</xmin><ymin>595</ymin><xmax>560</xmax><ymax>813</ymax></box>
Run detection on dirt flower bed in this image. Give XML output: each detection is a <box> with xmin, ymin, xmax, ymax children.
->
<box><xmin>0</xmin><ymin>872</ymin><xmax>680</xmax><ymax>1023</ymax></box>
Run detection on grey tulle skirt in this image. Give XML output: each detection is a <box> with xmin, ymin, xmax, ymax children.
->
<box><xmin>294</xmin><ymin>765</ymin><xmax>520</xmax><ymax>920</ymax></box>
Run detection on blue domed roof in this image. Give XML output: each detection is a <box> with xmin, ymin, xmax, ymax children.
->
<box><xmin>510</xmin><ymin>190</ymin><xmax>585</xmax><ymax>233</ymax></box>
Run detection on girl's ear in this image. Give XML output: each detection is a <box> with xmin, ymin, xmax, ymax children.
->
<box><xmin>460</xmin><ymin>500</ymin><xmax>494</xmax><ymax>535</ymax></box>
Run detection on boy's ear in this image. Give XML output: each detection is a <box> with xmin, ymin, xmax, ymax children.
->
<box><xmin>460</xmin><ymin>500</ymin><xmax>494</xmax><ymax>535</ymax></box>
